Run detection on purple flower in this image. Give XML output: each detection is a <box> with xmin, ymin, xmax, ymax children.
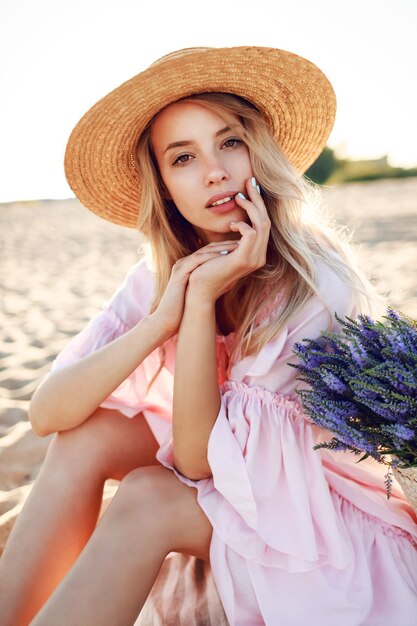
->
<box><xmin>321</xmin><ymin>371</ymin><xmax>349</xmax><ymax>393</ymax></box>
<box><xmin>383</xmin><ymin>423</ymin><xmax>415</xmax><ymax>442</ymax></box>
<box><xmin>291</xmin><ymin>307</ymin><xmax>417</xmax><ymax>487</ymax></box>
<box><xmin>349</xmin><ymin>340</ymin><xmax>367</xmax><ymax>367</ymax></box>
<box><xmin>386</xmin><ymin>308</ymin><xmax>401</xmax><ymax>322</ymax></box>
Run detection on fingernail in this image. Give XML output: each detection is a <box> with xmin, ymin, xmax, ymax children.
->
<box><xmin>256</xmin><ymin>184</ymin><xmax>261</xmax><ymax>193</ymax></box>
<box><xmin>220</xmin><ymin>250</ymin><xmax>229</xmax><ymax>255</ymax></box>
<box><xmin>237</xmin><ymin>192</ymin><xmax>246</xmax><ymax>200</ymax></box>
<box><xmin>251</xmin><ymin>177</ymin><xmax>257</xmax><ymax>188</ymax></box>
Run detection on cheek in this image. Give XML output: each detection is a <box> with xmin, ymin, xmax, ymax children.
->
<box><xmin>242</xmin><ymin>147</ymin><xmax>253</xmax><ymax>171</ymax></box>
<box><xmin>227</xmin><ymin>147</ymin><xmax>252</xmax><ymax>174</ymax></box>
<box><xmin>165</xmin><ymin>179</ymin><xmax>192</xmax><ymax>208</ymax></box>
<box><xmin>158</xmin><ymin>169</ymin><xmax>184</xmax><ymax>205</ymax></box>
<box><xmin>161</xmin><ymin>174</ymin><xmax>196</xmax><ymax>217</ymax></box>
<box><xmin>162</xmin><ymin>165</ymin><xmax>193</xmax><ymax>193</ymax></box>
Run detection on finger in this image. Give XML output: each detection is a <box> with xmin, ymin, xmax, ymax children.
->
<box><xmin>229</xmin><ymin>220</ymin><xmax>264</xmax><ymax>261</ymax></box>
<box><xmin>229</xmin><ymin>221</ymin><xmax>257</xmax><ymax>244</ymax></box>
<box><xmin>245</xmin><ymin>178</ymin><xmax>269</xmax><ymax>217</ymax></box>
<box><xmin>248</xmin><ymin>176</ymin><xmax>261</xmax><ymax>195</ymax></box>
<box><xmin>174</xmin><ymin>247</ymin><xmax>238</xmax><ymax>276</ymax></box>
<box><xmin>235</xmin><ymin>183</ymin><xmax>270</xmax><ymax>238</ymax></box>
<box><xmin>234</xmin><ymin>193</ymin><xmax>258</xmax><ymax>228</ymax></box>
<box><xmin>195</xmin><ymin>241</ymin><xmax>240</xmax><ymax>254</ymax></box>
<box><xmin>202</xmin><ymin>239</ymin><xmax>241</xmax><ymax>248</ymax></box>
<box><xmin>234</xmin><ymin>191</ymin><xmax>265</xmax><ymax>230</ymax></box>
<box><xmin>194</xmin><ymin>249</ymin><xmax>238</xmax><ymax>259</ymax></box>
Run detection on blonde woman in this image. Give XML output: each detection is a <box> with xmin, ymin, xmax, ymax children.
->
<box><xmin>0</xmin><ymin>47</ymin><xmax>416</xmax><ymax>625</ymax></box>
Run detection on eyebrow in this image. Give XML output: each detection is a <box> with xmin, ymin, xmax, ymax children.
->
<box><xmin>163</xmin><ymin>126</ymin><xmax>231</xmax><ymax>154</ymax></box>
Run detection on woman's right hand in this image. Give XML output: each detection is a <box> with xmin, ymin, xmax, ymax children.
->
<box><xmin>149</xmin><ymin>239</ymin><xmax>240</xmax><ymax>340</ymax></box>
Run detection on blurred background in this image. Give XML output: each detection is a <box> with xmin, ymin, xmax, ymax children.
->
<box><xmin>0</xmin><ymin>0</ymin><xmax>416</xmax><ymax>555</ymax></box>
<box><xmin>1</xmin><ymin>0</ymin><xmax>416</xmax><ymax>200</ymax></box>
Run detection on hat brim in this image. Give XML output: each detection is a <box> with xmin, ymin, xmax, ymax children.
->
<box><xmin>64</xmin><ymin>46</ymin><xmax>336</xmax><ymax>228</ymax></box>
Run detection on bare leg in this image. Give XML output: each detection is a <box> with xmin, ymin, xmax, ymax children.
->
<box><xmin>0</xmin><ymin>408</ymin><xmax>159</xmax><ymax>626</ymax></box>
<box><xmin>30</xmin><ymin>465</ymin><xmax>213</xmax><ymax>626</ymax></box>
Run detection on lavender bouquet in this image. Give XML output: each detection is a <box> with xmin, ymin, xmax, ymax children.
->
<box><xmin>292</xmin><ymin>308</ymin><xmax>417</xmax><ymax>503</ymax></box>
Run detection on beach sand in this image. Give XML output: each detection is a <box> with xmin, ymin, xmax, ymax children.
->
<box><xmin>1</xmin><ymin>177</ymin><xmax>416</xmax><ymax>622</ymax></box>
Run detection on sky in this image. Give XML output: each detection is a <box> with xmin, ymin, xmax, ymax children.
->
<box><xmin>0</xmin><ymin>0</ymin><xmax>416</xmax><ymax>202</ymax></box>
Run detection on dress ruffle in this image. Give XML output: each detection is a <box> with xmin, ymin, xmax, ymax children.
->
<box><xmin>157</xmin><ymin>379</ymin><xmax>417</xmax><ymax>624</ymax></box>
<box><xmin>158</xmin><ymin>378</ymin><xmax>417</xmax><ymax>558</ymax></box>
<box><xmin>157</xmin><ymin>380</ymin><xmax>353</xmax><ymax>572</ymax></box>
<box><xmin>49</xmin><ymin>256</ymin><xmax>417</xmax><ymax>624</ymax></box>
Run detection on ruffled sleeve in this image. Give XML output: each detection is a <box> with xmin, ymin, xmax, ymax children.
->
<box><xmin>49</xmin><ymin>258</ymin><xmax>173</xmax><ymax>419</ymax></box>
<box><xmin>158</xmin><ymin>380</ymin><xmax>355</xmax><ymax>572</ymax></box>
<box><xmin>156</xmin><ymin>259</ymin><xmax>417</xmax><ymax>580</ymax></box>
<box><xmin>156</xmin><ymin>261</ymin><xmax>358</xmax><ymax>569</ymax></box>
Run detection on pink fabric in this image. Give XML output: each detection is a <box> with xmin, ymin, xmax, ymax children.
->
<box><xmin>51</xmin><ymin>258</ymin><xmax>417</xmax><ymax>625</ymax></box>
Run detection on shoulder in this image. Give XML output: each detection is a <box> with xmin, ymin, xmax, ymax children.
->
<box><xmin>299</xmin><ymin>257</ymin><xmax>356</xmax><ymax>335</ymax></box>
<box><xmin>314</xmin><ymin>258</ymin><xmax>355</xmax><ymax>317</ymax></box>
<box><xmin>105</xmin><ymin>256</ymin><xmax>156</xmax><ymax>328</ymax></box>
<box><xmin>282</xmin><ymin>257</ymin><xmax>356</xmax><ymax>338</ymax></box>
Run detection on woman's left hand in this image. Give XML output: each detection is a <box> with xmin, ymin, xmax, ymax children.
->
<box><xmin>188</xmin><ymin>177</ymin><xmax>271</xmax><ymax>302</ymax></box>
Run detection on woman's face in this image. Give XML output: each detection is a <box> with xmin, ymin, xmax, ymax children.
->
<box><xmin>150</xmin><ymin>100</ymin><xmax>253</xmax><ymax>243</ymax></box>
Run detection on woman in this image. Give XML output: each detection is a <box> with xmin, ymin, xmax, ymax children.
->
<box><xmin>0</xmin><ymin>46</ymin><xmax>416</xmax><ymax>625</ymax></box>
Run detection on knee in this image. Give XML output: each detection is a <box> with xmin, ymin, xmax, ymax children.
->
<box><xmin>113</xmin><ymin>467</ymin><xmax>212</xmax><ymax>561</ymax></box>
<box><xmin>114</xmin><ymin>467</ymin><xmax>171</xmax><ymax>527</ymax></box>
<box><xmin>117</xmin><ymin>467</ymin><xmax>166</xmax><ymax>506</ymax></box>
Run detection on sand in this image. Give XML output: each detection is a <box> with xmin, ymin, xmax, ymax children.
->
<box><xmin>0</xmin><ymin>177</ymin><xmax>416</xmax><ymax>621</ymax></box>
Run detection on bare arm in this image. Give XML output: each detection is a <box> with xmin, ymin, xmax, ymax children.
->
<box><xmin>29</xmin><ymin>244</ymin><xmax>240</xmax><ymax>438</ymax></box>
<box><xmin>172</xmin><ymin>293</ymin><xmax>220</xmax><ymax>480</ymax></box>
<box><xmin>29</xmin><ymin>315</ymin><xmax>168</xmax><ymax>436</ymax></box>
<box><xmin>171</xmin><ymin>179</ymin><xmax>270</xmax><ymax>479</ymax></box>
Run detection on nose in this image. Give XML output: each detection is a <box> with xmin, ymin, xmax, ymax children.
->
<box><xmin>204</xmin><ymin>153</ymin><xmax>230</xmax><ymax>186</ymax></box>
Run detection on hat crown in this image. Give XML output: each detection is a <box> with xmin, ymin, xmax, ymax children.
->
<box><xmin>150</xmin><ymin>47</ymin><xmax>213</xmax><ymax>68</ymax></box>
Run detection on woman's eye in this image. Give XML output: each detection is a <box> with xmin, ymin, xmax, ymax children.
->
<box><xmin>223</xmin><ymin>138</ymin><xmax>242</xmax><ymax>149</ymax></box>
<box><xmin>173</xmin><ymin>154</ymin><xmax>191</xmax><ymax>166</ymax></box>
<box><xmin>172</xmin><ymin>139</ymin><xmax>242</xmax><ymax>166</ymax></box>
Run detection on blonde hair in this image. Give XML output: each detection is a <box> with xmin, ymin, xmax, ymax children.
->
<box><xmin>136</xmin><ymin>92</ymin><xmax>381</xmax><ymax>377</ymax></box>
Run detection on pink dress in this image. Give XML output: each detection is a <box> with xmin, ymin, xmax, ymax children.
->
<box><xmin>51</xmin><ymin>258</ymin><xmax>417</xmax><ymax>625</ymax></box>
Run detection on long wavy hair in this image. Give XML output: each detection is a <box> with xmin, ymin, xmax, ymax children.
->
<box><xmin>136</xmin><ymin>92</ymin><xmax>381</xmax><ymax>377</ymax></box>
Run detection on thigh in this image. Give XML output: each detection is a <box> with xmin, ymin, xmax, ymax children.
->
<box><xmin>46</xmin><ymin>407</ymin><xmax>161</xmax><ymax>481</ymax></box>
<box><xmin>119</xmin><ymin>465</ymin><xmax>213</xmax><ymax>562</ymax></box>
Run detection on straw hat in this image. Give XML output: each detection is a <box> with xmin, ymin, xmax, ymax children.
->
<box><xmin>64</xmin><ymin>46</ymin><xmax>336</xmax><ymax>228</ymax></box>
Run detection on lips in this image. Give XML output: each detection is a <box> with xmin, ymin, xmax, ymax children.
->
<box><xmin>206</xmin><ymin>191</ymin><xmax>238</xmax><ymax>208</ymax></box>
